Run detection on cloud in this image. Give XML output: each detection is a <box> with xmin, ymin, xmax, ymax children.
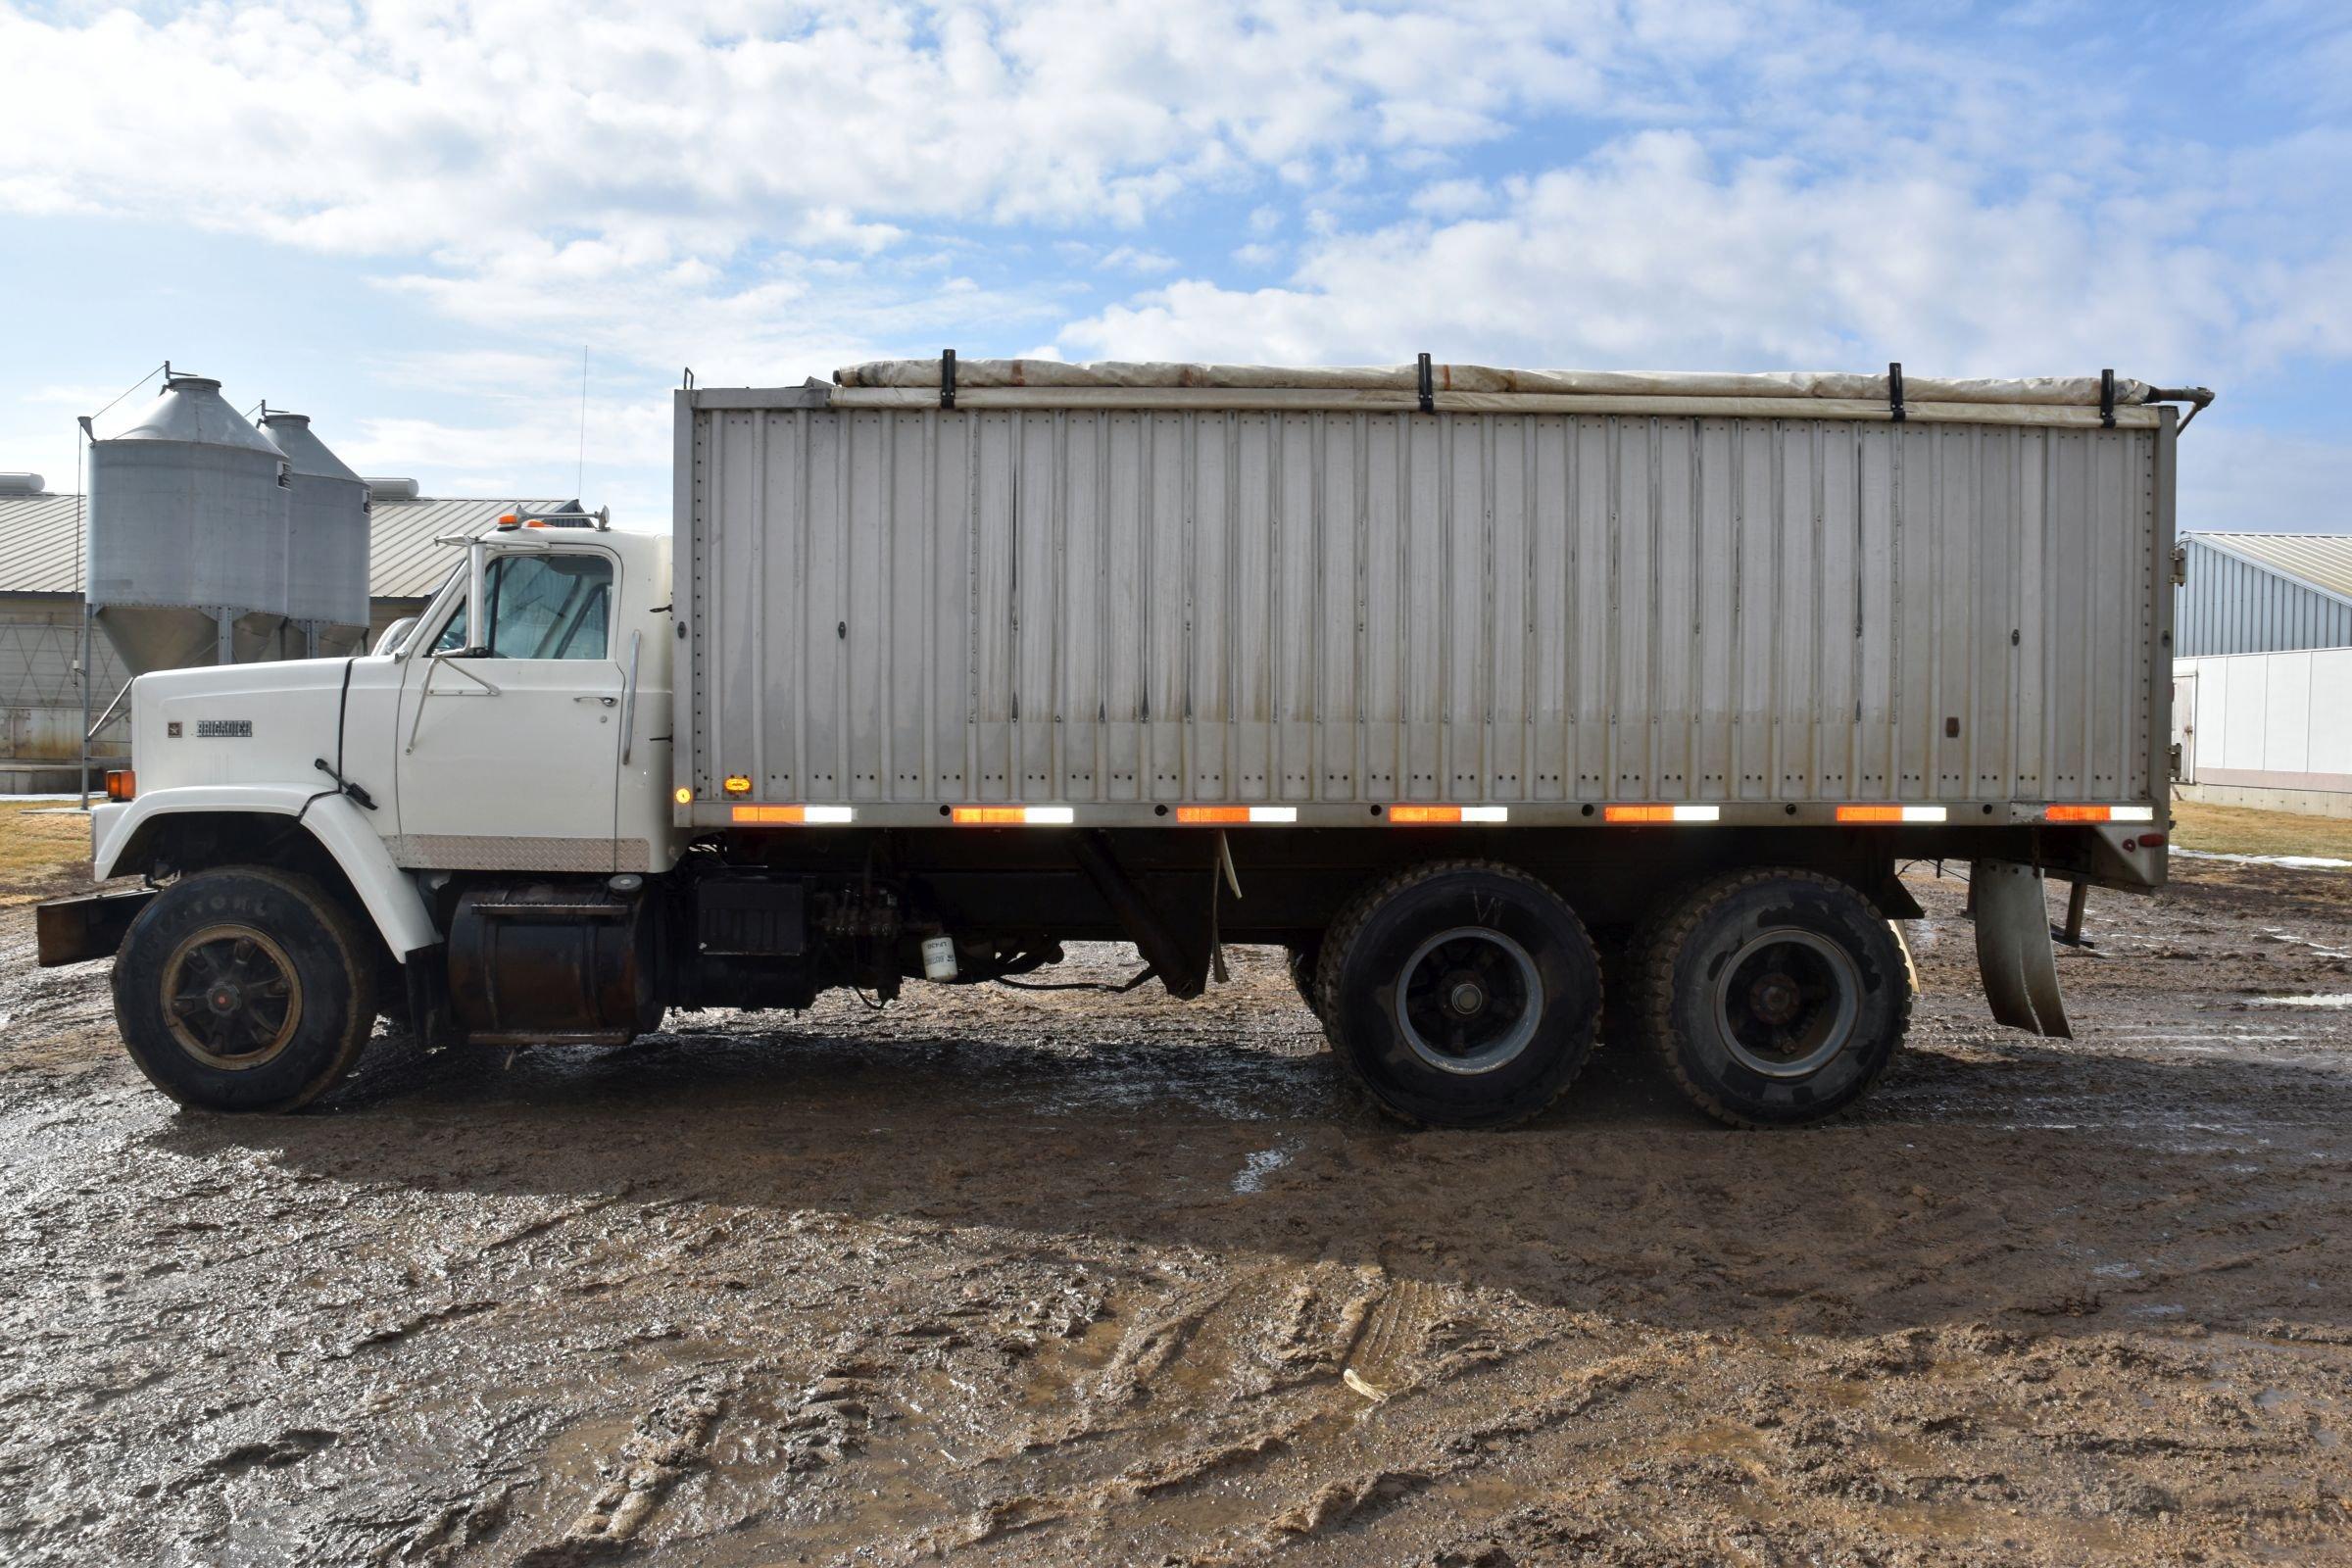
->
<box><xmin>0</xmin><ymin>0</ymin><xmax>1764</xmax><ymax>265</ymax></box>
<box><xmin>2179</xmin><ymin>426</ymin><xmax>2352</xmax><ymax>533</ymax></box>
<box><xmin>1097</xmin><ymin>246</ymin><xmax>1179</xmax><ymax>275</ymax></box>
<box><xmin>1408</xmin><ymin>178</ymin><xmax>1494</xmax><ymax>219</ymax></box>
<box><xmin>4</xmin><ymin>0</ymin><xmax>2350</xmax><ymax>525</ymax></box>
<box><xmin>1055</xmin><ymin>130</ymin><xmax>2310</xmax><ymax>389</ymax></box>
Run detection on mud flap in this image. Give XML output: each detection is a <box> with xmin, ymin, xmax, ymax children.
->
<box><xmin>1972</xmin><ymin>858</ymin><xmax>2072</xmax><ymax>1039</ymax></box>
<box><xmin>1889</xmin><ymin>919</ymin><xmax>1920</xmax><ymax>995</ymax></box>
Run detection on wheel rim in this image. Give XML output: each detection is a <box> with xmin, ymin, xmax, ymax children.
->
<box><xmin>160</xmin><ymin>923</ymin><xmax>304</xmax><ymax>1071</ymax></box>
<box><xmin>1394</xmin><ymin>926</ymin><xmax>1544</xmax><ymax>1076</ymax></box>
<box><xmin>1712</xmin><ymin>927</ymin><xmax>1859</xmax><ymax>1080</ymax></box>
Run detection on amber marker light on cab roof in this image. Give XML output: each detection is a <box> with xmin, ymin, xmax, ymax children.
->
<box><xmin>2044</xmin><ymin>804</ymin><xmax>2157</xmax><ymax>823</ymax></box>
<box><xmin>951</xmin><ymin>806</ymin><xmax>1076</xmax><ymax>825</ymax></box>
<box><xmin>1603</xmin><ymin>804</ymin><xmax>1719</xmax><ymax>824</ymax></box>
<box><xmin>1176</xmin><ymin>806</ymin><xmax>1298</xmax><ymax>824</ymax></box>
<box><xmin>1836</xmin><ymin>805</ymin><xmax>1947</xmax><ymax>824</ymax></box>
<box><xmin>733</xmin><ymin>805</ymin><xmax>855</xmax><ymax>825</ymax></box>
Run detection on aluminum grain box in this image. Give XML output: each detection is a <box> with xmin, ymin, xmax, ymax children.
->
<box><xmin>676</xmin><ymin>369</ymin><xmax>2174</xmax><ymax>818</ymax></box>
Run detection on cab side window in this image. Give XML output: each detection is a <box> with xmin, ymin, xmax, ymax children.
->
<box><xmin>433</xmin><ymin>554</ymin><xmax>612</xmax><ymax>660</ymax></box>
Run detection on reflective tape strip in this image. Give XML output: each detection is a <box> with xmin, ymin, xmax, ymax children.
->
<box><xmin>1603</xmin><ymin>804</ymin><xmax>1719</xmax><ymax>823</ymax></box>
<box><xmin>1389</xmin><ymin>805</ymin><xmax>1510</xmax><ymax>824</ymax></box>
<box><xmin>1836</xmin><ymin>805</ymin><xmax>1946</xmax><ymax>824</ymax></box>
<box><xmin>2044</xmin><ymin>804</ymin><xmax>2156</xmax><ymax>823</ymax></box>
<box><xmin>732</xmin><ymin>805</ymin><xmax>856</xmax><ymax>825</ymax></box>
<box><xmin>1175</xmin><ymin>806</ymin><xmax>1298</xmax><ymax>824</ymax></box>
<box><xmin>951</xmin><ymin>805</ymin><xmax>1076</xmax><ymax>825</ymax></box>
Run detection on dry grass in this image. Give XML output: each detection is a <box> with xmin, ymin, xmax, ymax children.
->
<box><xmin>2168</xmin><ymin>797</ymin><xmax>2352</xmax><ymax>861</ymax></box>
<box><xmin>0</xmin><ymin>801</ymin><xmax>92</xmax><ymax>903</ymax></box>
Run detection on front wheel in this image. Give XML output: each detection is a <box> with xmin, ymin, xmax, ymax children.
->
<box><xmin>1317</xmin><ymin>861</ymin><xmax>1601</xmax><ymax>1128</ymax></box>
<box><xmin>1640</xmin><ymin>869</ymin><xmax>1910</xmax><ymax>1128</ymax></box>
<box><xmin>112</xmin><ymin>867</ymin><xmax>379</xmax><ymax>1113</ymax></box>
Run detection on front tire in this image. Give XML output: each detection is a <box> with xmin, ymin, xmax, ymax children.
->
<box><xmin>1317</xmin><ymin>861</ymin><xmax>1601</xmax><ymax>1128</ymax></box>
<box><xmin>1641</xmin><ymin>869</ymin><xmax>1910</xmax><ymax>1128</ymax></box>
<box><xmin>112</xmin><ymin>867</ymin><xmax>378</xmax><ymax>1113</ymax></box>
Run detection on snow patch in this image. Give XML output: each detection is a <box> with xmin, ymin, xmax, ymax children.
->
<box><xmin>2175</xmin><ymin>849</ymin><xmax>2352</xmax><ymax>870</ymax></box>
<box><xmin>2243</xmin><ymin>994</ymin><xmax>2352</xmax><ymax>1009</ymax></box>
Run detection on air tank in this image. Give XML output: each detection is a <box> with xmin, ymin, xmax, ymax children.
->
<box><xmin>260</xmin><ymin>411</ymin><xmax>370</xmax><ymax>654</ymax></box>
<box><xmin>88</xmin><ymin>373</ymin><xmax>290</xmax><ymax>673</ymax></box>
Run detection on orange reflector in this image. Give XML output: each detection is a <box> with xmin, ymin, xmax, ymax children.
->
<box><xmin>1175</xmin><ymin>805</ymin><xmax>1298</xmax><ymax>824</ymax></box>
<box><xmin>1836</xmin><ymin>805</ymin><xmax>1946</xmax><ymax>824</ymax></box>
<box><xmin>722</xmin><ymin>774</ymin><xmax>753</xmax><ymax>795</ymax></box>
<box><xmin>104</xmin><ymin>768</ymin><xmax>135</xmax><ymax>802</ymax></box>
<box><xmin>1389</xmin><ymin>805</ymin><xmax>1460</xmax><ymax>824</ymax></box>
<box><xmin>951</xmin><ymin>805</ymin><xmax>1075</xmax><ymax>826</ymax></box>
<box><xmin>732</xmin><ymin>805</ymin><xmax>855</xmax><ymax>825</ymax></box>
<box><xmin>2043</xmin><ymin>804</ymin><xmax>2157</xmax><ymax>824</ymax></box>
<box><xmin>1603</xmin><ymin>804</ymin><xmax>1719</xmax><ymax>824</ymax></box>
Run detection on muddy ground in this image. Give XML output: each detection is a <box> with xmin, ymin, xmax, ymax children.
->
<box><xmin>2</xmin><ymin>840</ymin><xmax>2349</xmax><ymax>1567</ymax></box>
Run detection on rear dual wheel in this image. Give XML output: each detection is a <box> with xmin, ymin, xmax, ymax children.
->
<box><xmin>1317</xmin><ymin>861</ymin><xmax>1601</xmax><ymax>1128</ymax></box>
<box><xmin>1639</xmin><ymin>869</ymin><xmax>1910</xmax><ymax>1128</ymax></box>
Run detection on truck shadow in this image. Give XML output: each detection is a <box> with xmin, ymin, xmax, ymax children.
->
<box><xmin>149</xmin><ymin>997</ymin><xmax>2352</xmax><ymax>1347</ymax></box>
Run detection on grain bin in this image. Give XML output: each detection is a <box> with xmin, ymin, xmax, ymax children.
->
<box><xmin>260</xmin><ymin>411</ymin><xmax>370</xmax><ymax>655</ymax></box>
<box><xmin>88</xmin><ymin>373</ymin><xmax>290</xmax><ymax>672</ymax></box>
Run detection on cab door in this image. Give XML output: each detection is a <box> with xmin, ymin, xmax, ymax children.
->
<box><xmin>393</xmin><ymin>544</ymin><xmax>625</xmax><ymax>870</ymax></box>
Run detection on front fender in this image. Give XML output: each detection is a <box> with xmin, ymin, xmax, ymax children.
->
<box><xmin>92</xmin><ymin>786</ymin><xmax>440</xmax><ymax>958</ymax></box>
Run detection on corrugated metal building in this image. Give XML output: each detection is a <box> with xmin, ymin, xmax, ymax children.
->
<box><xmin>0</xmin><ymin>483</ymin><xmax>561</xmax><ymax>790</ymax></box>
<box><xmin>2170</xmin><ymin>532</ymin><xmax>2352</xmax><ymax>817</ymax></box>
<box><xmin>2175</xmin><ymin>532</ymin><xmax>2352</xmax><ymax>657</ymax></box>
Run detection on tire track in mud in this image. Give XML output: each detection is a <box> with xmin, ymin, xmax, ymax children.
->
<box><xmin>6</xmin><ymin>873</ymin><xmax>2352</xmax><ymax>1564</ymax></box>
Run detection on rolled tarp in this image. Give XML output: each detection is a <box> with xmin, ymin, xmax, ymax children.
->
<box><xmin>832</xmin><ymin>358</ymin><xmax>2162</xmax><ymax>407</ymax></box>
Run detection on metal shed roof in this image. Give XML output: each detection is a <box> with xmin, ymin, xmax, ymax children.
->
<box><xmin>2187</xmin><ymin>533</ymin><xmax>2352</xmax><ymax>606</ymax></box>
<box><xmin>0</xmin><ymin>493</ymin><xmax>564</xmax><ymax>599</ymax></box>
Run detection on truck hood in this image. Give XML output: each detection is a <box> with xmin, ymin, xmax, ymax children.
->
<box><xmin>129</xmin><ymin>657</ymin><xmax>383</xmax><ymax>794</ymax></box>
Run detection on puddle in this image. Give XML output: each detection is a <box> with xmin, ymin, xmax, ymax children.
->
<box><xmin>1232</xmin><ymin>1145</ymin><xmax>1295</xmax><ymax>1194</ymax></box>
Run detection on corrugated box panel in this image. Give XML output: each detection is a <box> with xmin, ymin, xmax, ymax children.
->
<box><xmin>687</xmin><ymin>407</ymin><xmax>2158</xmax><ymax>806</ymax></box>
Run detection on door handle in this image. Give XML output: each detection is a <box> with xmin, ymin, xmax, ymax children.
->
<box><xmin>576</xmin><ymin>695</ymin><xmax>618</xmax><ymax>707</ymax></box>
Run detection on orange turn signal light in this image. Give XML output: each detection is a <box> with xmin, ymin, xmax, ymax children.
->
<box><xmin>104</xmin><ymin>768</ymin><xmax>135</xmax><ymax>802</ymax></box>
<box><xmin>722</xmin><ymin>774</ymin><xmax>753</xmax><ymax>795</ymax></box>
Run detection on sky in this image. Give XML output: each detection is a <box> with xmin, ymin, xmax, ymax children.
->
<box><xmin>2</xmin><ymin>0</ymin><xmax>2348</xmax><ymax>535</ymax></box>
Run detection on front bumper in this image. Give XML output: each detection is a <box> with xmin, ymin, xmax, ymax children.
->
<box><xmin>35</xmin><ymin>889</ymin><xmax>155</xmax><ymax>967</ymax></box>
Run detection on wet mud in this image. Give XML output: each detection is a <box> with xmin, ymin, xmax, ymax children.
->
<box><xmin>2</xmin><ymin>856</ymin><xmax>2349</xmax><ymax>1565</ymax></box>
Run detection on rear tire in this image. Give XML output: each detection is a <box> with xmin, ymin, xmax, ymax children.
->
<box><xmin>112</xmin><ymin>866</ymin><xmax>378</xmax><ymax>1113</ymax></box>
<box><xmin>1317</xmin><ymin>861</ymin><xmax>1601</xmax><ymax>1128</ymax></box>
<box><xmin>1641</xmin><ymin>869</ymin><xmax>1909</xmax><ymax>1129</ymax></box>
<box><xmin>1285</xmin><ymin>940</ymin><xmax>1324</xmax><ymax>1022</ymax></box>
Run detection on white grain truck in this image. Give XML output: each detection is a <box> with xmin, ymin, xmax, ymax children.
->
<box><xmin>38</xmin><ymin>358</ymin><xmax>2208</xmax><ymax>1128</ymax></box>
